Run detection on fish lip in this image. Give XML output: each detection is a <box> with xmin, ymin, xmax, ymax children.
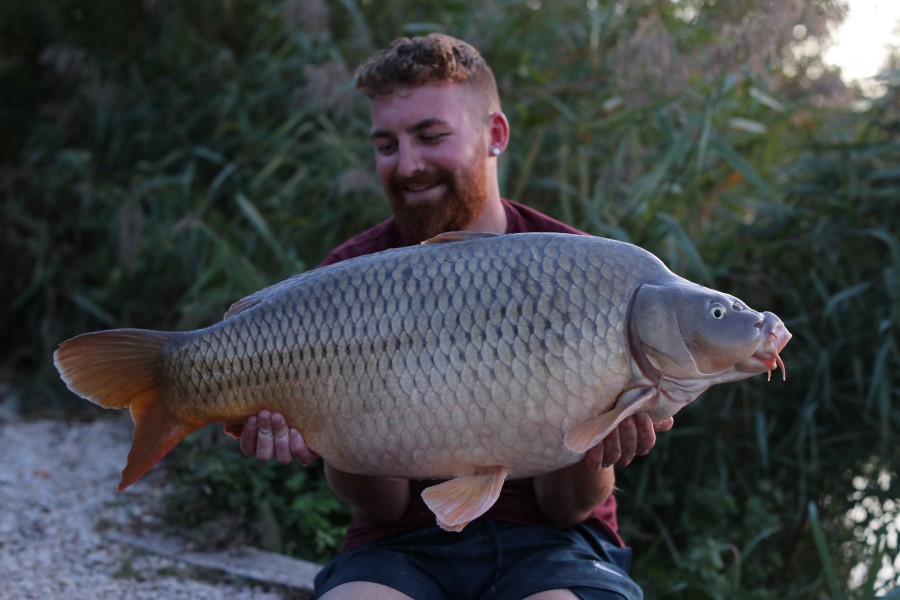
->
<box><xmin>739</xmin><ymin>320</ymin><xmax>792</xmax><ymax>376</ymax></box>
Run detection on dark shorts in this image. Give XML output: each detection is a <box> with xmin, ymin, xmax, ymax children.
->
<box><xmin>312</xmin><ymin>519</ymin><xmax>642</xmax><ymax>600</ymax></box>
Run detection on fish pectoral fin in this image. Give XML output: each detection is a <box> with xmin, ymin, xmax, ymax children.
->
<box><xmin>421</xmin><ymin>468</ymin><xmax>508</xmax><ymax>532</ymax></box>
<box><xmin>420</xmin><ymin>231</ymin><xmax>502</xmax><ymax>245</ymax></box>
<box><xmin>564</xmin><ymin>387</ymin><xmax>657</xmax><ymax>453</ymax></box>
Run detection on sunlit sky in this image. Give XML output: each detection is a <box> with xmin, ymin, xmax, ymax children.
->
<box><xmin>823</xmin><ymin>0</ymin><xmax>899</xmax><ymax>85</ymax></box>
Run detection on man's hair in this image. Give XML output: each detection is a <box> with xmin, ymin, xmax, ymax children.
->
<box><xmin>355</xmin><ymin>33</ymin><xmax>500</xmax><ymax>112</ymax></box>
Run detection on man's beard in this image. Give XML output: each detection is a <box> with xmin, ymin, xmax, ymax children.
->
<box><xmin>387</xmin><ymin>156</ymin><xmax>489</xmax><ymax>244</ymax></box>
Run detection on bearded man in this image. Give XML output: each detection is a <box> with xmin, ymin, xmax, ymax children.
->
<box><xmin>239</xmin><ymin>33</ymin><xmax>672</xmax><ymax>600</ymax></box>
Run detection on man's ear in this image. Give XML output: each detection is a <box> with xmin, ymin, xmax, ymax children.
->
<box><xmin>488</xmin><ymin>111</ymin><xmax>510</xmax><ymax>155</ymax></box>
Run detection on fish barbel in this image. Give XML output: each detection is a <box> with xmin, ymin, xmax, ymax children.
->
<box><xmin>54</xmin><ymin>231</ymin><xmax>791</xmax><ymax>531</ymax></box>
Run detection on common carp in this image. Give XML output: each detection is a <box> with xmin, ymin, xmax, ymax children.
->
<box><xmin>54</xmin><ymin>231</ymin><xmax>791</xmax><ymax>531</ymax></box>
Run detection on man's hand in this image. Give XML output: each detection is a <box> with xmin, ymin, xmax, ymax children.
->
<box><xmin>235</xmin><ymin>410</ymin><xmax>320</xmax><ymax>466</ymax></box>
<box><xmin>585</xmin><ymin>413</ymin><xmax>674</xmax><ymax>470</ymax></box>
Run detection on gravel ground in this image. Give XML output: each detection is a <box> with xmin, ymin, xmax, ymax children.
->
<box><xmin>1</xmin><ymin>409</ymin><xmax>287</xmax><ymax>599</ymax></box>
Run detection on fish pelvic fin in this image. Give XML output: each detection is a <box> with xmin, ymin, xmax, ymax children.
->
<box><xmin>421</xmin><ymin>467</ymin><xmax>508</xmax><ymax>532</ymax></box>
<box><xmin>564</xmin><ymin>387</ymin><xmax>657</xmax><ymax>453</ymax></box>
<box><xmin>53</xmin><ymin>329</ymin><xmax>198</xmax><ymax>490</ymax></box>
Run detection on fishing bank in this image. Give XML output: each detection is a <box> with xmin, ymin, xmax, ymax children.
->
<box><xmin>0</xmin><ymin>407</ymin><xmax>315</xmax><ymax>598</ymax></box>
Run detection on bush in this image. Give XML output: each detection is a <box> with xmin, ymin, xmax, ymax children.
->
<box><xmin>164</xmin><ymin>430</ymin><xmax>350</xmax><ymax>562</ymax></box>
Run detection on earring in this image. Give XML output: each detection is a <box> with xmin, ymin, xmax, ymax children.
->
<box><xmin>491</xmin><ymin>147</ymin><xmax>501</xmax><ymax>156</ymax></box>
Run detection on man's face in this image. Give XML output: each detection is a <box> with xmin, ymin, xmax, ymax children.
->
<box><xmin>369</xmin><ymin>82</ymin><xmax>491</xmax><ymax>243</ymax></box>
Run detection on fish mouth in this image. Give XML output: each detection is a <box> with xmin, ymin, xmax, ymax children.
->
<box><xmin>738</xmin><ymin>314</ymin><xmax>792</xmax><ymax>380</ymax></box>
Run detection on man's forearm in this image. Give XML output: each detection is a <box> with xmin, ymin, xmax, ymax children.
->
<box><xmin>324</xmin><ymin>463</ymin><xmax>411</xmax><ymax>523</ymax></box>
<box><xmin>532</xmin><ymin>414</ymin><xmax>670</xmax><ymax>528</ymax></box>
<box><xmin>532</xmin><ymin>462</ymin><xmax>615</xmax><ymax>528</ymax></box>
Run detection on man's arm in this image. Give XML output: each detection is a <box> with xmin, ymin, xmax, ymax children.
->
<box><xmin>323</xmin><ymin>465</ymin><xmax>411</xmax><ymax>523</ymax></box>
<box><xmin>533</xmin><ymin>413</ymin><xmax>674</xmax><ymax>528</ymax></box>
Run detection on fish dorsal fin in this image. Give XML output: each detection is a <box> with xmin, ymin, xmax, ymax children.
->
<box><xmin>224</xmin><ymin>293</ymin><xmax>264</xmax><ymax>319</ymax></box>
<box><xmin>224</xmin><ymin>272</ymin><xmax>310</xmax><ymax>319</ymax></box>
<box><xmin>564</xmin><ymin>387</ymin><xmax>658</xmax><ymax>453</ymax></box>
<box><xmin>421</xmin><ymin>467</ymin><xmax>508</xmax><ymax>532</ymax></box>
<box><xmin>421</xmin><ymin>231</ymin><xmax>502</xmax><ymax>245</ymax></box>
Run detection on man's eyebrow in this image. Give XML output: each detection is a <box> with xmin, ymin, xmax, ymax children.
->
<box><xmin>370</xmin><ymin>118</ymin><xmax>450</xmax><ymax>140</ymax></box>
<box><xmin>408</xmin><ymin>117</ymin><xmax>449</xmax><ymax>132</ymax></box>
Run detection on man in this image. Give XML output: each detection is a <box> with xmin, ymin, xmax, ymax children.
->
<box><xmin>238</xmin><ymin>33</ymin><xmax>673</xmax><ymax>599</ymax></box>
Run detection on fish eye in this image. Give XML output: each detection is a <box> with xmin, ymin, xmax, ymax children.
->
<box><xmin>710</xmin><ymin>303</ymin><xmax>727</xmax><ymax>319</ymax></box>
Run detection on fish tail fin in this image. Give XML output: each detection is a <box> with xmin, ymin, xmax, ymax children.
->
<box><xmin>121</xmin><ymin>391</ymin><xmax>196</xmax><ymax>491</ymax></box>
<box><xmin>53</xmin><ymin>329</ymin><xmax>198</xmax><ymax>490</ymax></box>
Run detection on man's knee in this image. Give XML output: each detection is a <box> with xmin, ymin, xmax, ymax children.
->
<box><xmin>521</xmin><ymin>591</ymin><xmax>581</xmax><ymax>600</ymax></box>
<box><xmin>317</xmin><ymin>581</ymin><xmax>415</xmax><ymax>600</ymax></box>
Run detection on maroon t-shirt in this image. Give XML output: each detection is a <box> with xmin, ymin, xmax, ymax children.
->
<box><xmin>320</xmin><ymin>199</ymin><xmax>622</xmax><ymax>550</ymax></box>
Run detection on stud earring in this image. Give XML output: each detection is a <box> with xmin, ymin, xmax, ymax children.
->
<box><xmin>491</xmin><ymin>147</ymin><xmax>501</xmax><ymax>156</ymax></box>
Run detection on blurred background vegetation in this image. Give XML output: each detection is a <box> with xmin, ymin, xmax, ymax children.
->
<box><xmin>1</xmin><ymin>0</ymin><xmax>898</xmax><ymax>597</ymax></box>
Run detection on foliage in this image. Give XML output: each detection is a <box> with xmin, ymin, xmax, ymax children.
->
<box><xmin>2</xmin><ymin>0</ymin><xmax>897</xmax><ymax>595</ymax></box>
<box><xmin>0</xmin><ymin>0</ymin><xmax>386</xmax><ymax>404</ymax></box>
<box><xmin>164</xmin><ymin>430</ymin><xmax>350</xmax><ymax>562</ymax></box>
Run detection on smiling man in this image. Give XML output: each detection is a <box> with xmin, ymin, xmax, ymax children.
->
<box><xmin>374</xmin><ymin>88</ymin><xmax>498</xmax><ymax>239</ymax></box>
<box><xmin>366</xmin><ymin>72</ymin><xmax>506</xmax><ymax>243</ymax></box>
<box><xmin>238</xmin><ymin>33</ymin><xmax>672</xmax><ymax>600</ymax></box>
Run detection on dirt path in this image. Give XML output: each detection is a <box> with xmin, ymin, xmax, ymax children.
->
<box><xmin>1</xmin><ymin>411</ymin><xmax>287</xmax><ymax>599</ymax></box>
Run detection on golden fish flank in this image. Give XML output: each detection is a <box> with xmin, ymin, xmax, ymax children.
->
<box><xmin>54</xmin><ymin>231</ymin><xmax>791</xmax><ymax>532</ymax></box>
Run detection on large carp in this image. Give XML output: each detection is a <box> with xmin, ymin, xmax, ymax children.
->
<box><xmin>54</xmin><ymin>231</ymin><xmax>791</xmax><ymax>531</ymax></box>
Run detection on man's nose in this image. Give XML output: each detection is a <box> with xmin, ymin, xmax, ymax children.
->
<box><xmin>396</xmin><ymin>141</ymin><xmax>423</xmax><ymax>178</ymax></box>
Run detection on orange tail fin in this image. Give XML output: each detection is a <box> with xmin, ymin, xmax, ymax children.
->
<box><xmin>53</xmin><ymin>329</ymin><xmax>199</xmax><ymax>490</ymax></box>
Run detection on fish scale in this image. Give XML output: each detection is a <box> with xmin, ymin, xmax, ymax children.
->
<box><xmin>54</xmin><ymin>231</ymin><xmax>791</xmax><ymax>532</ymax></box>
<box><xmin>244</xmin><ymin>234</ymin><xmax>632</xmax><ymax>478</ymax></box>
